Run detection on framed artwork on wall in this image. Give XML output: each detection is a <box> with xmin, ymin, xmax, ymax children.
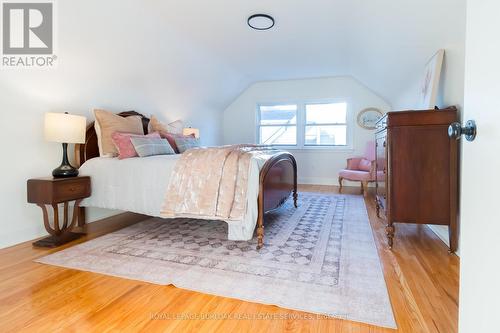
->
<box><xmin>418</xmin><ymin>49</ymin><xmax>445</xmax><ymax>109</ymax></box>
<box><xmin>357</xmin><ymin>107</ymin><xmax>383</xmax><ymax>129</ymax></box>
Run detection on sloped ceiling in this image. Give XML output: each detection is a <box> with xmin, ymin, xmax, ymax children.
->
<box><xmin>142</xmin><ymin>0</ymin><xmax>466</xmax><ymax>107</ymax></box>
<box><xmin>3</xmin><ymin>0</ymin><xmax>465</xmax><ymax>112</ymax></box>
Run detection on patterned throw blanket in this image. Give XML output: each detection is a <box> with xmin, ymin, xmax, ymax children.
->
<box><xmin>161</xmin><ymin>145</ymin><xmax>279</xmax><ymax>221</ymax></box>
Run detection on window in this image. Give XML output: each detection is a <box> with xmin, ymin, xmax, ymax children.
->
<box><xmin>257</xmin><ymin>101</ymin><xmax>349</xmax><ymax>148</ymax></box>
<box><xmin>304</xmin><ymin>102</ymin><xmax>347</xmax><ymax>146</ymax></box>
<box><xmin>258</xmin><ymin>104</ymin><xmax>297</xmax><ymax>145</ymax></box>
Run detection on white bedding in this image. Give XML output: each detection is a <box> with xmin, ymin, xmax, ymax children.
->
<box><xmin>79</xmin><ymin>154</ymin><xmax>268</xmax><ymax>240</ymax></box>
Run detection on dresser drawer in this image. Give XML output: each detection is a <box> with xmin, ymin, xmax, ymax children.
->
<box><xmin>52</xmin><ymin>179</ymin><xmax>90</xmax><ymax>202</ymax></box>
<box><xmin>27</xmin><ymin>176</ymin><xmax>91</xmax><ymax>204</ymax></box>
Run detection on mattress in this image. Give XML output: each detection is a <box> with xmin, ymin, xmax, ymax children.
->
<box><xmin>79</xmin><ymin>154</ymin><xmax>268</xmax><ymax>240</ymax></box>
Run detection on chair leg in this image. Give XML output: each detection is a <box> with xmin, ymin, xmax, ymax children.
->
<box><xmin>338</xmin><ymin>177</ymin><xmax>343</xmax><ymax>192</ymax></box>
<box><xmin>361</xmin><ymin>181</ymin><xmax>368</xmax><ymax>196</ymax></box>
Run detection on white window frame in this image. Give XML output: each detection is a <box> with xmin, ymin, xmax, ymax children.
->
<box><xmin>256</xmin><ymin>102</ymin><xmax>299</xmax><ymax>147</ymax></box>
<box><xmin>256</xmin><ymin>98</ymin><xmax>353</xmax><ymax>151</ymax></box>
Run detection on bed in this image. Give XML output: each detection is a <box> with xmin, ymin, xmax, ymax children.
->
<box><xmin>75</xmin><ymin>111</ymin><xmax>298</xmax><ymax>249</ymax></box>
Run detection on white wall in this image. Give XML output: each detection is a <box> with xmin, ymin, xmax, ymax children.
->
<box><xmin>389</xmin><ymin>0</ymin><xmax>466</xmax><ymax>112</ymax></box>
<box><xmin>223</xmin><ymin>77</ymin><xmax>391</xmax><ymax>185</ymax></box>
<box><xmin>0</xmin><ymin>0</ymin><xmax>241</xmax><ymax>249</ymax></box>
<box><xmin>392</xmin><ymin>46</ymin><xmax>466</xmax><ymax>112</ymax></box>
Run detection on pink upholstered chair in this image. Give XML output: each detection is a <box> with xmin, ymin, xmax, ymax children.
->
<box><xmin>338</xmin><ymin>141</ymin><xmax>376</xmax><ymax>196</ymax></box>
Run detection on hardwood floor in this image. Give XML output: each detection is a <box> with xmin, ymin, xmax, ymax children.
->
<box><xmin>0</xmin><ymin>185</ymin><xmax>459</xmax><ymax>332</ymax></box>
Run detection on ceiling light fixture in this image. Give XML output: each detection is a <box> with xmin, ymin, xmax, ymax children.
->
<box><xmin>247</xmin><ymin>14</ymin><xmax>275</xmax><ymax>31</ymax></box>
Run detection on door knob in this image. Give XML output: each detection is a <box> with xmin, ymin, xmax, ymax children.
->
<box><xmin>448</xmin><ymin>120</ymin><xmax>477</xmax><ymax>141</ymax></box>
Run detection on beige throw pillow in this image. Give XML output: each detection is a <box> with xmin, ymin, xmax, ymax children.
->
<box><xmin>94</xmin><ymin>109</ymin><xmax>144</xmax><ymax>157</ymax></box>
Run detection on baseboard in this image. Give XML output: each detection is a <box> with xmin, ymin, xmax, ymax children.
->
<box><xmin>82</xmin><ymin>211</ymin><xmax>150</xmax><ymax>233</ymax></box>
<box><xmin>86</xmin><ymin>207</ymin><xmax>125</xmax><ymax>223</ymax></box>
<box><xmin>298</xmin><ymin>177</ymin><xmax>375</xmax><ymax>187</ymax></box>
<box><xmin>298</xmin><ymin>177</ymin><xmax>337</xmax><ymax>185</ymax></box>
<box><xmin>0</xmin><ymin>226</ymin><xmax>48</xmax><ymax>250</ymax></box>
<box><xmin>427</xmin><ymin>225</ymin><xmax>449</xmax><ymax>247</ymax></box>
<box><xmin>428</xmin><ymin>224</ymin><xmax>460</xmax><ymax>256</ymax></box>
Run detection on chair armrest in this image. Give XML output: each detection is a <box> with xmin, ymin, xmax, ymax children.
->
<box><xmin>346</xmin><ymin>157</ymin><xmax>363</xmax><ymax>170</ymax></box>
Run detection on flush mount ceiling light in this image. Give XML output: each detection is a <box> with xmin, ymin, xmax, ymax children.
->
<box><xmin>247</xmin><ymin>14</ymin><xmax>275</xmax><ymax>30</ymax></box>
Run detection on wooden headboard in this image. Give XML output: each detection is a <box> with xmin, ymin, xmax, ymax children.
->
<box><xmin>74</xmin><ymin>111</ymin><xmax>150</xmax><ymax>167</ymax></box>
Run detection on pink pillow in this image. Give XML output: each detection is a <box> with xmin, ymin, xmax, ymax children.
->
<box><xmin>358</xmin><ymin>158</ymin><xmax>372</xmax><ymax>172</ymax></box>
<box><xmin>159</xmin><ymin>131</ymin><xmax>194</xmax><ymax>154</ymax></box>
<box><xmin>112</xmin><ymin>131</ymin><xmax>161</xmax><ymax>159</ymax></box>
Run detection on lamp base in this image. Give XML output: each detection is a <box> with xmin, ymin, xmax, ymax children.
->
<box><xmin>53</xmin><ymin>142</ymin><xmax>79</xmax><ymax>178</ymax></box>
<box><xmin>52</xmin><ymin>164</ymin><xmax>79</xmax><ymax>178</ymax></box>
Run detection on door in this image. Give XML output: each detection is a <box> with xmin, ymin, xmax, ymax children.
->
<box><xmin>459</xmin><ymin>1</ymin><xmax>500</xmax><ymax>332</ymax></box>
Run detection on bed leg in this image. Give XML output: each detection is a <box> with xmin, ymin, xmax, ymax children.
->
<box><xmin>293</xmin><ymin>189</ymin><xmax>298</xmax><ymax>208</ymax></box>
<box><xmin>257</xmin><ymin>188</ymin><xmax>265</xmax><ymax>250</ymax></box>
<box><xmin>257</xmin><ymin>191</ymin><xmax>264</xmax><ymax>250</ymax></box>
<box><xmin>257</xmin><ymin>224</ymin><xmax>264</xmax><ymax>250</ymax></box>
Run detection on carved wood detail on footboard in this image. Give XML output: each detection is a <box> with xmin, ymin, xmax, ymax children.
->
<box><xmin>256</xmin><ymin>153</ymin><xmax>298</xmax><ymax>250</ymax></box>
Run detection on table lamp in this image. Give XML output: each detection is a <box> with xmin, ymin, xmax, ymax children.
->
<box><xmin>183</xmin><ymin>127</ymin><xmax>200</xmax><ymax>139</ymax></box>
<box><xmin>45</xmin><ymin>112</ymin><xmax>86</xmax><ymax>178</ymax></box>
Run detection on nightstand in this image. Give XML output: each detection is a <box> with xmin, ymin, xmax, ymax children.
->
<box><xmin>27</xmin><ymin>176</ymin><xmax>91</xmax><ymax>247</ymax></box>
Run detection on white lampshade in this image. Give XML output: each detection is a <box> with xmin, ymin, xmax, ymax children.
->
<box><xmin>183</xmin><ymin>127</ymin><xmax>200</xmax><ymax>138</ymax></box>
<box><xmin>44</xmin><ymin>112</ymin><xmax>86</xmax><ymax>143</ymax></box>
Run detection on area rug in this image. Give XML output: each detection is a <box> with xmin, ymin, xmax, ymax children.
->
<box><xmin>36</xmin><ymin>193</ymin><xmax>396</xmax><ymax>328</ymax></box>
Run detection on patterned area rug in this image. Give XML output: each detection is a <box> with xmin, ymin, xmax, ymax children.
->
<box><xmin>36</xmin><ymin>193</ymin><xmax>396</xmax><ymax>328</ymax></box>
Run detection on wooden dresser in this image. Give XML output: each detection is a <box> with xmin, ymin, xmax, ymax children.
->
<box><xmin>374</xmin><ymin>108</ymin><xmax>459</xmax><ymax>252</ymax></box>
